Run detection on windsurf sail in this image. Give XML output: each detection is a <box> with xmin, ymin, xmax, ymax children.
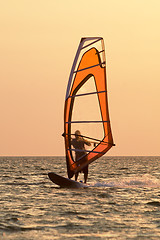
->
<box><xmin>63</xmin><ymin>37</ymin><xmax>115</xmax><ymax>179</ymax></box>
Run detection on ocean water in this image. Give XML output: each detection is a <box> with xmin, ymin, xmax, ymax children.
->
<box><xmin>0</xmin><ymin>156</ymin><xmax>160</xmax><ymax>240</ymax></box>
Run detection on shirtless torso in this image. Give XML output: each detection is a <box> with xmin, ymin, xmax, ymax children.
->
<box><xmin>71</xmin><ymin>131</ymin><xmax>91</xmax><ymax>183</ymax></box>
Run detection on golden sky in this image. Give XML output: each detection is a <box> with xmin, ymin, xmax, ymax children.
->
<box><xmin>0</xmin><ymin>0</ymin><xmax>160</xmax><ymax>156</ymax></box>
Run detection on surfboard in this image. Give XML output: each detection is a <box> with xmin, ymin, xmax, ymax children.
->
<box><xmin>48</xmin><ymin>172</ymin><xmax>88</xmax><ymax>188</ymax></box>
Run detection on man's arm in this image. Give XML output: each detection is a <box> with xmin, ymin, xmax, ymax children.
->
<box><xmin>84</xmin><ymin>139</ymin><xmax>91</xmax><ymax>146</ymax></box>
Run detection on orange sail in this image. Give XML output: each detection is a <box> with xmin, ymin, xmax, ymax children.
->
<box><xmin>64</xmin><ymin>37</ymin><xmax>115</xmax><ymax>179</ymax></box>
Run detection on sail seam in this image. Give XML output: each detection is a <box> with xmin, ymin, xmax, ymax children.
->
<box><xmin>73</xmin><ymin>62</ymin><xmax>105</xmax><ymax>73</ymax></box>
<box><xmin>80</xmin><ymin>38</ymin><xmax>103</xmax><ymax>50</ymax></box>
<box><xmin>68</xmin><ymin>148</ymin><xmax>102</xmax><ymax>154</ymax></box>
<box><xmin>69</xmin><ymin>90</ymin><xmax>107</xmax><ymax>98</ymax></box>
<box><xmin>96</xmin><ymin>50</ymin><xmax>104</xmax><ymax>54</ymax></box>
<box><xmin>66</xmin><ymin>120</ymin><xmax>110</xmax><ymax>124</ymax></box>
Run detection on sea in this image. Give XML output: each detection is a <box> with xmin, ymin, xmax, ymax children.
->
<box><xmin>0</xmin><ymin>156</ymin><xmax>160</xmax><ymax>240</ymax></box>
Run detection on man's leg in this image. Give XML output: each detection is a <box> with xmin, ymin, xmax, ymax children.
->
<box><xmin>84</xmin><ymin>172</ymin><xmax>88</xmax><ymax>184</ymax></box>
<box><xmin>75</xmin><ymin>172</ymin><xmax>79</xmax><ymax>181</ymax></box>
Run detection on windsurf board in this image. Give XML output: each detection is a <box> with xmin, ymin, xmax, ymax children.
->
<box><xmin>48</xmin><ymin>172</ymin><xmax>88</xmax><ymax>188</ymax></box>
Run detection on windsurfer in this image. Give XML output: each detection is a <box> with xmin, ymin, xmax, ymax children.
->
<box><xmin>71</xmin><ymin>130</ymin><xmax>91</xmax><ymax>183</ymax></box>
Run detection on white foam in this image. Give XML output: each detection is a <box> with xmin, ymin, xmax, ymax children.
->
<box><xmin>88</xmin><ymin>174</ymin><xmax>160</xmax><ymax>188</ymax></box>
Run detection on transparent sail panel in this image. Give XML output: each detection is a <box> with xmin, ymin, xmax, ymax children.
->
<box><xmin>70</xmin><ymin>76</ymin><xmax>104</xmax><ymax>161</ymax></box>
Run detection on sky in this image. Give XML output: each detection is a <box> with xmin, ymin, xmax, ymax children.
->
<box><xmin>0</xmin><ymin>0</ymin><xmax>160</xmax><ymax>156</ymax></box>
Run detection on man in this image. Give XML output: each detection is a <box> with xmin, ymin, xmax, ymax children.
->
<box><xmin>71</xmin><ymin>130</ymin><xmax>91</xmax><ymax>183</ymax></box>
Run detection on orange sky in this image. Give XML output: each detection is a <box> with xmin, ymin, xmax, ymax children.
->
<box><xmin>0</xmin><ymin>0</ymin><xmax>159</xmax><ymax>156</ymax></box>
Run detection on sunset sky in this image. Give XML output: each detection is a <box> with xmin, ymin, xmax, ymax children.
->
<box><xmin>0</xmin><ymin>0</ymin><xmax>159</xmax><ymax>156</ymax></box>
